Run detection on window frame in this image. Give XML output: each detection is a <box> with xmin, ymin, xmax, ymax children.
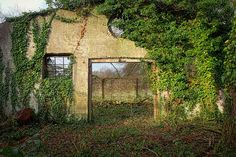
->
<box><xmin>43</xmin><ymin>53</ymin><xmax>73</xmax><ymax>78</ymax></box>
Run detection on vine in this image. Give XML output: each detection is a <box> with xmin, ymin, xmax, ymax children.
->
<box><xmin>97</xmin><ymin>0</ymin><xmax>234</xmax><ymax>120</ymax></box>
<box><xmin>0</xmin><ymin>47</ymin><xmax>4</xmax><ymax>116</ymax></box>
<box><xmin>36</xmin><ymin>76</ymin><xmax>73</xmax><ymax>123</ymax></box>
<box><xmin>0</xmin><ymin>48</ymin><xmax>11</xmax><ymax>117</ymax></box>
<box><xmin>223</xmin><ymin>16</ymin><xmax>236</xmax><ymax>115</ymax></box>
<box><xmin>10</xmin><ymin>12</ymin><xmax>54</xmax><ymax>108</ymax></box>
<box><xmin>55</xmin><ymin>15</ymin><xmax>82</xmax><ymax>23</ymax></box>
<box><xmin>219</xmin><ymin>15</ymin><xmax>236</xmax><ymax>149</ymax></box>
<box><xmin>8</xmin><ymin>10</ymin><xmax>74</xmax><ymax>122</ymax></box>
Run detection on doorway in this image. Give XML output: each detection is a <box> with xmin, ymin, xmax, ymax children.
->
<box><xmin>88</xmin><ymin>58</ymin><xmax>157</xmax><ymax>122</ymax></box>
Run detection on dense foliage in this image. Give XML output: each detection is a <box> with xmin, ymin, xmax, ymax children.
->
<box><xmin>0</xmin><ymin>47</ymin><xmax>10</xmax><ymax>118</ymax></box>
<box><xmin>10</xmin><ymin>12</ymin><xmax>53</xmax><ymax>108</ymax></box>
<box><xmin>223</xmin><ymin>16</ymin><xmax>236</xmax><ymax>113</ymax></box>
<box><xmin>3</xmin><ymin>10</ymin><xmax>74</xmax><ymax>122</ymax></box>
<box><xmin>97</xmin><ymin>0</ymin><xmax>235</xmax><ymax>119</ymax></box>
<box><xmin>0</xmin><ymin>0</ymin><xmax>234</xmax><ymax>122</ymax></box>
<box><xmin>0</xmin><ymin>1</ymin><xmax>235</xmax><ymax>155</ymax></box>
<box><xmin>36</xmin><ymin>75</ymin><xmax>73</xmax><ymax>123</ymax></box>
<box><xmin>45</xmin><ymin>0</ymin><xmax>104</xmax><ymax>10</ymax></box>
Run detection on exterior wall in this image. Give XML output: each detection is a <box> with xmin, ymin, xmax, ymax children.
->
<box><xmin>1</xmin><ymin>9</ymin><xmax>232</xmax><ymax>119</ymax></box>
<box><xmin>27</xmin><ymin>9</ymin><xmax>147</xmax><ymax>118</ymax></box>
<box><xmin>0</xmin><ymin>22</ymin><xmax>14</xmax><ymax>116</ymax></box>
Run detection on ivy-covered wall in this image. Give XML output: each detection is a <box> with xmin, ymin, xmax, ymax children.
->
<box><xmin>97</xmin><ymin>0</ymin><xmax>235</xmax><ymax>120</ymax></box>
<box><xmin>0</xmin><ymin>47</ymin><xmax>3</xmax><ymax>117</ymax></box>
<box><xmin>2</xmin><ymin>3</ymin><xmax>233</xmax><ymax>121</ymax></box>
<box><xmin>0</xmin><ymin>9</ymin><xmax>147</xmax><ymax>121</ymax></box>
<box><xmin>0</xmin><ymin>22</ymin><xmax>14</xmax><ymax>117</ymax></box>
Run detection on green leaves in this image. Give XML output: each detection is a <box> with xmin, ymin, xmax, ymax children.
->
<box><xmin>46</xmin><ymin>0</ymin><xmax>104</xmax><ymax>10</ymax></box>
<box><xmin>0</xmin><ymin>47</ymin><xmax>4</xmax><ymax>115</ymax></box>
<box><xmin>98</xmin><ymin>0</ymin><xmax>235</xmax><ymax>119</ymax></box>
<box><xmin>9</xmin><ymin>11</ymin><xmax>74</xmax><ymax>122</ymax></box>
<box><xmin>37</xmin><ymin>77</ymin><xmax>73</xmax><ymax>123</ymax></box>
<box><xmin>223</xmin><ymin>17</ymin><xmax>236</xmax><ymax>87</ymax></box>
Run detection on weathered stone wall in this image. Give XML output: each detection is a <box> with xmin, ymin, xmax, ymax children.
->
<box><xmin>0</xmin><ymin>22</ymin><xmax>14</xmax><ymax>116</ymax></box>
<box><xmin>26</xmin><ymin>9</ymin><xmax>147</xmax><ymax>118</ymax></box>
<box><xmin>1</xmin><ymin>9</ymin><xmax>230</xmax><ymax>119</ymax></box>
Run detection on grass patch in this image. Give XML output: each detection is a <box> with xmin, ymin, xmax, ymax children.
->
<box><xmin>0</xmin><ymin>102</ymin><xmax>235</xmax><ymax>157</ymax></box>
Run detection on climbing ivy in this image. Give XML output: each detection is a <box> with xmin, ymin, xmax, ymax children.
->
<box><xmin>8</xmin><ymin>10</ymin><xmax>74</xmax><ymax>122</ymax></box>
<box><xmin>223</xmin><ymin>16</ymin><xmax>236</xmax><ymax>113</ymax></box>
<box><xmin>0</xmin><ymin>48</ymin><xmax>10</xmax><ymax>117</ymax></box>
<box><xmin>36</xmin><ymin>76</ymin><xmax>73</xmax><ymax>123</ymax></box>
<box><xmin>0</xmin><ymin>47</ymin><xmax>4</xmax><ymax>115</ymax></box>
<box><xmin>46</xmin><ymin>0</ymin><xmax>103</xmax><ymax>10</ymax></box>
<box><xmin>10</xmin><ymin>13</ymin><xmax>53</xmax><ymax>108</ymax></box>
<box><xmin>55</xmin><ymin>15</ymin><xmax>82</xmax><ymax>23</ymax></box>
<box><xmin>97</xmin><ymin>0</ymin><xmax>235</xmax><ymax>120</ymax></box>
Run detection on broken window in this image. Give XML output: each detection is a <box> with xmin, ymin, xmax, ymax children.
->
<box><xmin>44</xmin><ymin>55</ymin><xmax>71</xmax><ymax>78</ymax></box>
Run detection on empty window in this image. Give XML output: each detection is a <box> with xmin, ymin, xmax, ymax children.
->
<box><xmin>44</xmin><ymin>55</ymin><xmax>71</xmax><ymax>78</ymax></box>
<box><xmin>108</xmin><ymin>17</ymin><xmax>124</xmax><ymax>38</ymax></box>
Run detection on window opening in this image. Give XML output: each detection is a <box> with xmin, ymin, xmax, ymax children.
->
<box><xmin>44</xmin><ymin>55</ymin><xmax>71</xmax><ymax>78</ymax></box>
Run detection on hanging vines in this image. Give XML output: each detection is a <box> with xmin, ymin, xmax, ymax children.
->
<box><xmin>97</xmin><ymin>0</ymin><xmax>235</xmax><ymax>120</ymax></box>
<box><xmin>10</xmin><ymin>13</ymin><xmax>54</xmax><ymax>108</ymax></box>
<box><xmin>8</xmin><ymin>10</ymin><xmax>74</xmax><ymax>122</ymax></box>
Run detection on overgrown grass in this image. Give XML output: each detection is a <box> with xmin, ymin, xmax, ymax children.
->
<box><xmin>0</xmin><ymin>102</ymin><xmax>235</xmax><ymax>157</ymax></box>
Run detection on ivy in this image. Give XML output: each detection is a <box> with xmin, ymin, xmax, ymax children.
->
<box><xmin>10</xmin><ymin>13</ymin><xmax>55</xmax><ymax>108</ymax></box>
<box><xmin>223</xmin><ymin>16</ymin><xmax>236</xmax><ymax>115</ymax></box>
<box><xmin>97</xmin><ymin>0</ymin><xmax>234</xmax><ymax>120</ymax></box>
<box><xmin>8</xmin><ymin>10</ymin><xmax>74</xmax><ymax>122</ymax></box>
<box><xmin>0</xmin><ymin>47</ymin><xmax>4</xmax><ymax>115</ymax></box>
<box><xmin>0</xmin><ymin>48</ymin><xmax>11</xmax><ymax>117</ymax></box>
<box><xmin>55</xmin><ymin>15</ymin><xmax>82</xmax><ymax>23</ymax></box>
<box><xmin>36</xmin><ymin>76</ymin><xmax>73</xmax><ymax>123</ymax></box>
<box><xmin>224</xmin><ymin>17</ymin><xmax>236</xmax><ymax>90</ymax></box>
<box><xmin>10</xmin><ymin>73</ymin><xmax>18</xmax><ymax>111</ymax></box>
<box><xmin>11</xmin><ymin>14</ymin><xmax>35</xmax><ymax>107</ymax></box>
<box><xmin>45</xmin><ymin>0</ymin><xmax>104</xmax><ymax>10</ymax></box>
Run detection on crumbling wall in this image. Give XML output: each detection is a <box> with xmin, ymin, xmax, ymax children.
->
<box><xmin>45</xmin><ymin>9</ymin><xmax>147</xmax><ymax>117</ymax></box>
<box><xmin>0</xmin><ymin>9</ymin><xmax>232</xmax><ymax>119</ymax></box>
<box><xmin>1</xmin><ymin>9</ymin><xmax>147</xmax><ymax>118</ymax></box>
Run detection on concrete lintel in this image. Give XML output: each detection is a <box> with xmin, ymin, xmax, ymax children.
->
<box><xmin>90</xmin><ymin>57</ymin><xmax>154</xmax><ymax>63</ymax></box>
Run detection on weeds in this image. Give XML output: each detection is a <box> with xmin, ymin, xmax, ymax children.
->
<box><xmin>0</xmin><ymin>102</ymin><xmax>235</xmax><ymax>156</ymax></box>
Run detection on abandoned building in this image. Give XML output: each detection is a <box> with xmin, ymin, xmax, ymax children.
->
<box><xmin>0</xmin><ymin>9</ymin><xmax>157</xmax><ymax>120</ymax></box>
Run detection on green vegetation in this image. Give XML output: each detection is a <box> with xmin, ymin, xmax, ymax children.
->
<box><xmin>0</xmin><ymin>47</ymin><xmax>4</xmax><ymax>117</ymax></box>
<box><xmin>45</xmin><ymin>0</ymin><xmax>103</xmax><ymax>10</ymax></box>
<box><xmin>10</xmin><ymin>12</ymin><xmax>53</xmax><ymax>108</ymax></box>
<box><xmin>97</xmin><ymin>0</ymin><xmax>235</xmax><ymax>120</ymax></box>
<box><xmin>36</xmin><ymin>77</ymin><xmax>73</xmax><ymax>123</ymax></box>
<box><xmin>1</xmin><ymin>103</ymin><xmax>235</xmax><ymax>156</ymax></box>
<box><xmin>96</xmin><ymin>1</ymin><xmax>236</xmax><ymax>151</ymax></box>
<box><xmin>223</xmin><ymin>16</ymin><xmax>236</xmax><ymax>113</ymax></box>
<box><xmin>2</xmin><ymin>10</ymin><xmax>74</xmax><ymax>122</ymax></box>
<box><xmin>1</xmin><ymin>0</ymin><xmax>234</xmax><ymax>121</ymax></box>
<box><xmin>0</xmin><ymin>0</ymin><xmax>235</xmax><ymax>156</ymax></box>
<box><xmin>0</xmin><ymin>48</ymin><xmax>10</xmax><ymax>120</ymax></box>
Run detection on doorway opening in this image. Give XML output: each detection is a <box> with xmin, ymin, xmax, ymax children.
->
<box><xmin>88</xmin><ymin>58</ymin><xmax>157</xmax><ymax>123</ymax></box>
